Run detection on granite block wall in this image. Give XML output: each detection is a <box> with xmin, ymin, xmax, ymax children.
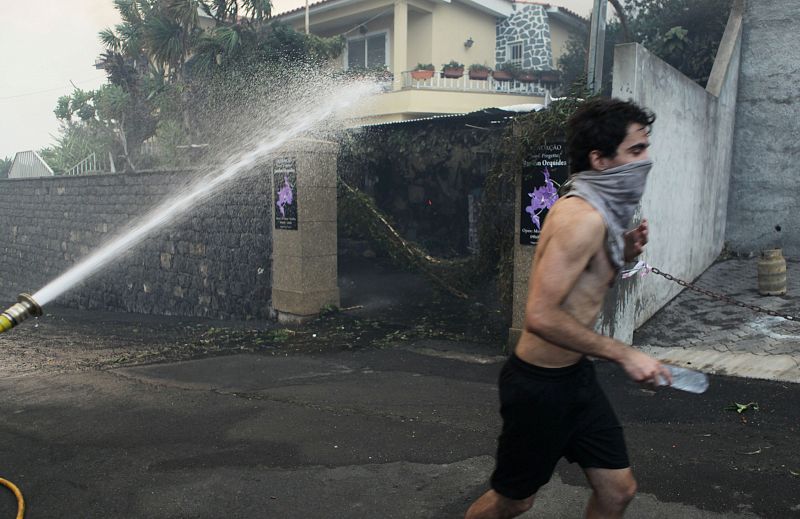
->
<box><xmin>0</xmin><ymin>168</ymin><xmax>272</xmax><ymax>320</ymax></box>
<box><xmin>495</xmin><ymin>4</ymin><xmax>553</xmax><ymax>70</ymax></box>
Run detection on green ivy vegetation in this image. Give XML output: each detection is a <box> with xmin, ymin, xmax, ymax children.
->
<box><xmin>338</xmin><ymin>179</ymin><xmax>473</xmax><ymax>299</ymax></box>
<box><xmin>0</xmin><ymin>156</ymin><xmax>12</xmax><ymax>179</ymax></box>
<box><xmin>45</xmin><ymin>1</ymin><xmax>345</xmax><ymax>173</ymax></box>
<box><xmin>338</xmin><ymin>85</ymin><xmax>592</xmax><ymax>319</ymax></box>
<box><xmin>559</xmin><ymin>0</ymin><xmax>733</xmax><ymax>94</ymax></box>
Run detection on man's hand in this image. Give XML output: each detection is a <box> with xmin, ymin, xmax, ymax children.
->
<box><xmin>624</xmin><ymin>219</ymin><xmax>649</xmax><ymax>262</ymax></box>
<box><xmin>619</xmin><ymin>347</ymin><xmax>671</xmax><ymax>386</ymax></box>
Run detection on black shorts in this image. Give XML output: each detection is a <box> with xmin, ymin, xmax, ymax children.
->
<box><xmin>490</xmin><ymin>354</ymin><xmax>630</xmax><ymax>500</ymax></box>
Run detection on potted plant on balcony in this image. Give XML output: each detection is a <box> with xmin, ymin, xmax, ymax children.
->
<box><xmin>468</xmin><ymin>63</ymin><xmax>491</xmax><ymax>80</ymax></box>
<box><xmin>539</xmin><ymin>69</ymin><xmax>561</xmax><ymax>83</ymax></box>
<box><xmin>371</xmin><ymin>65</ymin><xmax>393</xmax><ymax>81</ymax></box>
<box><xmin>516</xmin><ymin>68</ymin><xmax>538</xmax><ymax>83</ymax></box>
<box><xmin>411</xmin><ymin>63</ymin><xmax>435</xmax><ymax>81</ymax></box>
<box><xmin>441</xmin><ymin>60</ymin><xmax>464</xmax><ymax>78</ymax></box>
<box><xmin>492</xmin><ymin>62</ymin><xmax>518</xmax><ymax>82</ymax></box>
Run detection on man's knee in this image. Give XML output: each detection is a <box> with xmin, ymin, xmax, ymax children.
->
<box><xmin>599</xmin><ymin>477</ymin><xmax>637</xmax><ymax>509</ymax></box>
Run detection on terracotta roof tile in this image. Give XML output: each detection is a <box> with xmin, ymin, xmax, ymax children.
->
<box><xmin>511</xmin><ymin>1</ymin><xmax>588</xmax><ymax>22</ymax></box>
<box><xmin>274</xmin><ymin>0</ymin><xmax>350</xmax><ymax>18</ymax></box>
<box><xmin>274</xmin><ymin>0</ymin><xmax>587</xmax><ymax>22</ymax></box>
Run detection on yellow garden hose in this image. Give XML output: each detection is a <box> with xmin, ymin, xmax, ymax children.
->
<box><xmin>0</xmin><ymin>478</ymin><xmax>24</xmax><ymax>519</ymax></box>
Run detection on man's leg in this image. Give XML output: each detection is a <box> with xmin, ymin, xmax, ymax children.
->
<box><xmin>583</xmin><ymin>467</ymin><xmax>637</xmax><ymax>519</ymax></box>
<box><xmin>464</xmin><ymin>489</ymin><xmax>534</xmax><ymax>519</ymax></box>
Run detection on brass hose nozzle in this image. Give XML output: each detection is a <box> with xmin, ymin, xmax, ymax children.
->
<box><xmin>0</xmin><ymin>293</ymin><xmax>43</xmax><ymax>334</ymax></box>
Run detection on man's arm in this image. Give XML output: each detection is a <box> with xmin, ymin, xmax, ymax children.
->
<box><xmin>524</xmin><ymin>203</ymin><xmax>668</xmax><ymax>384</ymax></box>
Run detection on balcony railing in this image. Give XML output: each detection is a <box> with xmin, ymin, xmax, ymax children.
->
<box><xmin>400</xmin><ymin>71</ymin><xmax>549</xmax><ymax>96</ymax></box>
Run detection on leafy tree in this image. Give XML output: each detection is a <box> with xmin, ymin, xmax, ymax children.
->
<box><xmin>0</xmin><ymin>157</ymin><xmax>12</xmax><ymax>179</ymax></box>
<box><xmin>39</xmin><ymin>124</ymin><xmax>116</xmax><ymax>174</ymax></box>
<box><xmin>99</xmin><ymin>0</ymin><xmax>343</xmax><ymax>145</ymax></box>
<box><xmin>48</xmin><ymin>0</ymin><xmax>345</xmax><ymax>171</ymax></box>
<box><xmin>50</xmin><ymin>83</ymin><xmax>155</xmax><ymax>172</ymax></box>
<box><xmin>559</xmin><ymin>0</ymin><xmax>733</xmax><ymax>92</ymax></box>
<box><xmin>624</xmin><ymin>0</ymin><xmax>733</xmax><ymax>83</ymax></box>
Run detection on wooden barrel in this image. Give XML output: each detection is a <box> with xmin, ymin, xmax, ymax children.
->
<box><xmin>758</xmin><ymin>248</ymin><xmax>787</xmax><ymax>295</ymax></box>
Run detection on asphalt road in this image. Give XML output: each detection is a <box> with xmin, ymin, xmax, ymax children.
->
<box><xmin>0</xmin><ymin>337</ymin><xmax>797</xmax><ymax>518</ymax></box>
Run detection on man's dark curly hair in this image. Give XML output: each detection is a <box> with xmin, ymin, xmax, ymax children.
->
<box><xmin>566</xmin><ymin>98</ymin><xmax>656</xmax><ymax>174</ymax></box>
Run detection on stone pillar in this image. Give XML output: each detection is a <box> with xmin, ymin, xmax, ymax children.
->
<box><xmin>271</xmin><ymin>139</ymin><xmax>339</xmax><ymax>323</ymax></box>
<box><xmin>507</xmin><ymin>140</ymin><xmax>568</xmax><ymax>348</ymax></box>
<box><xmin>393</xmin><ymin>0</ymin><xmax>408</xmax><ymax>91</ymax></box>
<box><xmin>509</xmin><ymin>171</ymin><xmax>536</xmax><ymax>349</ymax></box>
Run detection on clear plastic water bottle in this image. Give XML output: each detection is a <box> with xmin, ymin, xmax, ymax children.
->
<box><xmin>659</xmin><ymin>364</ymin><xmax>709</xmax><ymax>394</ymax></box>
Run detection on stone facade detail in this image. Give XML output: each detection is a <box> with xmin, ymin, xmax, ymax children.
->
<box><xmin>495</xmin><ymin>4</ymin><xmax>554</xmax><ymax>70</ymax></box>
<box><xmin>0</xmin><ymin>170</ymin><xmax>272</xmax><ymax>320</ymax></box>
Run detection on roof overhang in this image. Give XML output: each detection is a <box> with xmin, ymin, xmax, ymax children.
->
<box><xmin>276</xmin><ymin>0</ymin><xmax>513</xmax><ymax>23</ymax></box>
<box><xmin>277</xmin><ymin>0</ymin><xmax>370</xmax><ymax>23</ymax></box>
<box><xmin>355</xmin><ymin>103</ymin><xmax>544</xmax><ymax>129</ymax></box>
<box><xmin>457</xmin><ymin>0</ymin><xmax>514</xmax><ymax>17</ymax></box>
<box><xmin>545</xmin><ymin>6</ymin><xmax>588</xmax><ymax>31</ymax></box>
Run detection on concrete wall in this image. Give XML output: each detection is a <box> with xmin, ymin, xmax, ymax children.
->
<box><xmin>548</xmin><ymin>17</ymin><xmax>574</xmax><ymax>70</ymax></box>
<box><xmin>408</xmin><ymin>10</ymin><xmax>434</xmax><ymax>68</ymax></box>
<box><xmin>0</xmin><ymin>170</ymin><xmax>272</xmax><ymax>320</ymax></box>
<box><xmin>726</xmin><ymin>0</ymin><xmax>800</xmax><ymax>257</ymax></box>
<box><xmin>431</xmin><ymin>0</ymin><xmax>498</xmax><ymax>70</ymax></box>
<box><xmin>602</xmin><ymin>3</ymin><xmax>743</xmax><ymax>343</ymax></box>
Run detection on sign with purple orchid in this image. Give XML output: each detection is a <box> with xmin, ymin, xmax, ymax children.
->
<box><xmin>274</xmin><ymin>157</ymin><xmax>298</xmax><ymax>230</ymax></box>
<box><xmin>519</xmin><ymin>143</ymin><xmax>568</xmax><ymax>245</ymax></box>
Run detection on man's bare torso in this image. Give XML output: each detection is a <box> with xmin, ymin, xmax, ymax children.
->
<box><xmin>515</xmin><ymin>197</ymin><xmax>616</xmax><ymax>368</ymax></box>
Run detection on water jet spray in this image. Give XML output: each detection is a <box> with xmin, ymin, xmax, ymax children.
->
<box><xmin>0</xmin><ymin>293</ymin><xmax>43</xmax><ymax>334</ymax></box>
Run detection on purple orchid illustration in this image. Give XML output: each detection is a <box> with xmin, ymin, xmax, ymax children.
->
<box><xmin>277</xmin><ymin>175</ymin><xmax>294</xmax><ymax>218</ymax></box>
<box><xmin>525</xmin><ymin>167</ymin><xmax>559</xmax><ymax>230</ymax></box>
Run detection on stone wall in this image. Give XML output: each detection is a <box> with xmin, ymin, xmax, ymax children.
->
<box><xmin>726</xmin><ymin>0</ymin><xmax>800</xmax><ymax>257</ymax></box>
<box><xmin>495</xmin><ymin>4</ymin><xmax>553</xmax><ymax>70</ymax></box>
<box><xmin>0</xmin><ymin>169</ymin><xmax>272</xmax><ymax>320</ymax></box>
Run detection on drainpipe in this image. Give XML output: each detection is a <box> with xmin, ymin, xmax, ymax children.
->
<box><xmin>587</xmin><ymin>0</ymin><xmax>608</xmax><ymax>94</ymax></box>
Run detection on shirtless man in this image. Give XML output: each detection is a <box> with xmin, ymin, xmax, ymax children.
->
<box><xmin>465</xmin><ymin>98</ymin><xmax>672</xmax><ymax>519</ymax></box>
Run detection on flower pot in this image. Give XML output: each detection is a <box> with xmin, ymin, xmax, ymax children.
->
<box><xmin>469</xmin><ymin>69</ymin><xmax>490</xmax><ymax>80</ymax></box>
<box><xmin>442</xmin><ymin>67</ymin><xmax>464</xmax><ymax>78</ymax></box>
<box><xmin>411</xmin><ymin>69</ymin><xmax>434</xmax><ymax>80</ymax></box>
<box><xmin>539</xmin><ymin>71</ymin><xmax>560</xmax><ymax>83</ymax></box>
<box><xmin>516</xmin><ymin>72</ymin><xmax>537</xmax><ymax>83</ymax></box>
<box><xmin>492</xmin><ymin>70</ymin><xmax>512</xmax><ymax>81</ymax></box>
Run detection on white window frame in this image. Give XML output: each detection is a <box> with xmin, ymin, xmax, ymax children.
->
<box><xmin>344</xmin><ymin>30</ymin><xmax>390</xmax><ymax>70</ymax></box>
<box><xmin>507</xmin><ymin>41</ymin><xmax>523</xmax><ymax>66</ymax></box>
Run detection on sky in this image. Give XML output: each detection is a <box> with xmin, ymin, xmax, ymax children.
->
<box><xmin>0</xmin><ymin>0</ymin><xmax>595</xmax><ymax>160</ymax></box>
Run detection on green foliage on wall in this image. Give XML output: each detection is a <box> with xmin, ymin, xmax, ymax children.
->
<box><xmin>0</xmin><ymin>157</ymin><xmax>12</xmax><ymax>179</ymax></box>
<box><xmin>338</xmin><ymin>180</ymin><xmax>473</xmax><ymax>299</ymax></box>
<box><xmin>338</xmin><ymin>121</ymin><xmax>504</xmax><ymax>257</ymax></box>
<box><xmin>559</xmin><ymin>0</ymin><xmax>733</xmax><ymax>93</ymax></box>
<box><xmin>338</xmin><ymin>91</ymin><xmax>590</xmax><ymax>317</ymax></box>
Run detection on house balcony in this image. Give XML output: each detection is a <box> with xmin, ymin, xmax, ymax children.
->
<box><xmin>344</xmin><ymin>71</ymin><xmax>556</xmax><ymax>126</ymax></box>
<box><xmin>399</xmin><ymin>71</ymin><xmax>551</xmax><ymax>96</ymax></box>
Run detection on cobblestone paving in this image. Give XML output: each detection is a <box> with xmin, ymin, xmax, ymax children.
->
<box><xmin>634</xmin><ymin>257</ymin><xmax>800</xmax><ymax>370</ymax></box>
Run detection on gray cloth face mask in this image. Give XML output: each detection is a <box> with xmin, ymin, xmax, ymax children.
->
<box><xmin>563</xmin><ymin>158</ymin><xmax>653</xmax><ymax>269</ymax></box>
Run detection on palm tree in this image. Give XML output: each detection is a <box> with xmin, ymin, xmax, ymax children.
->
<box><xmin>96</xmin><ymin>0</ymin><xmax>172</xmax><ymax>169</ymax></box>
